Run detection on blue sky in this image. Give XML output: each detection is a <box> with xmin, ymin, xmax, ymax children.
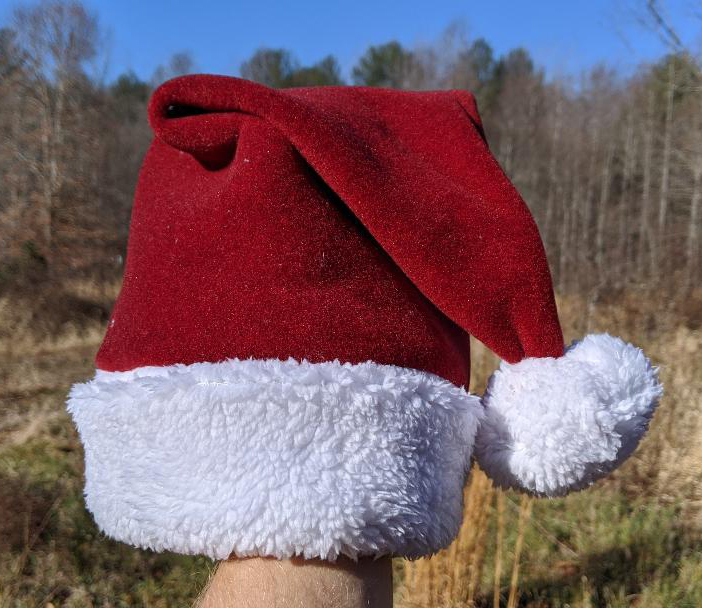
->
<box><xmin>2</xmin><ymin>0</ymin><xmax>701</xmax><ymax>83</ymax></box>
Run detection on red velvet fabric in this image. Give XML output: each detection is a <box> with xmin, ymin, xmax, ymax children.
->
<box><xmin>96</xmin><ymin>74</ymin><xmax>564</xmax><ymax>389</ymax></box>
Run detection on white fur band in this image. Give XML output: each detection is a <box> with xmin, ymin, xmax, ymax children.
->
<box><xmin>67</xmin><ymin>358</ymin><xmax>483</xmax><ymax>560</ymax></box>
<box><xmin>475</xmin><ymin>334</ymin><xmax>663</xmax><ymax>496</ymax></box>
<box><xmin>67</xmin><ymin>334</ymin><xmax>661</xmax><ymax>560</ymax></box>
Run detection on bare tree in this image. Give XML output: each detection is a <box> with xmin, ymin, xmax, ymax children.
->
<box><xmin>640</xmin><ymin>0</ymin><xmax>683</xmax><ymax>51</ymax></box>
<box><xmin>152</xmin><ymin>50</ymin><xmax>195</xmax><ymax>87</ymax></box>
<box><xmin>11</xmin><ymin>0</ymin><xmax>99</xmax><ymax>257</ymax></box>
<box><xmin>658</xmin><ymin>59</ymin><xmax>675</xmax><ymax>237</ymax></box>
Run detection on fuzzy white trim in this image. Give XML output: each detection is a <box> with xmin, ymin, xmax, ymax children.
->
<box><xmin>475</xmin><ymin>333</ymin><xmax>662</xmax><ymax>496</ymax></box>
<box><xmin>67</xmin><ymin>358</ymin><xmax>483</xmax><ymax>560</ymax></box>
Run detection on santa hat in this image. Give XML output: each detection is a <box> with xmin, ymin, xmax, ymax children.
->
<box><xmin>67</xmin><ymin>75</ymin><xmax>662</xmax><ymax>561</ymax></box>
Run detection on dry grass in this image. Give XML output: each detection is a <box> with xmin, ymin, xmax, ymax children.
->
<box><xmin>0</xmin><ymin>278</ymin><xmax>117</xmax><ymax>356</ymax></box>
<box><xmin>1</xmin><ymin>283</ymin><xmax>701</xmax><ymax>606</ymax></box>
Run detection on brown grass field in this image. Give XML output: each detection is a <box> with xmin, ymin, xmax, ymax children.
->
<box><xmin>1</xmin><ymin>281</ymin><xmax>701</xmax><ymax>607</ymax></box>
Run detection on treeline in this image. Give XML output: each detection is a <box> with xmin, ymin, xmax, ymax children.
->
<box><xmin>1</xmin><ymin>0</ymin><xmax>700</xmax><ymax>302</ymax></box>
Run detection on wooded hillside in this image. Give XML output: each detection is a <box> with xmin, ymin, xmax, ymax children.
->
<box><xmin>1</xmin><ymin>1</ymin><xmax>700</xmax><ymax>312</ymax></box>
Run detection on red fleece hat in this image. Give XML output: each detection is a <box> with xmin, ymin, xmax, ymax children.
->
<box><xmin>97</xmin><ymin>74</ymin><xmax>564</xmax><ymax>380</ymax></box>
<box><xmin>68</xmin><ymin>75</ymin><xmax>661</xmax><ymax>562</ymax></box>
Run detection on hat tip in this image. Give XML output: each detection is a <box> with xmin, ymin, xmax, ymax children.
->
<box><xmin>474</xmin><ymin>333</ymin><xmax>663</xmax><ymax>496</ymax></box>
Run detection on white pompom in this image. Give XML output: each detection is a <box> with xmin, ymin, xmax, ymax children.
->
<box><xmin>474</xmin><ymin>333</ymin><xmax>663</xmax><ymax>496</ymax></box>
